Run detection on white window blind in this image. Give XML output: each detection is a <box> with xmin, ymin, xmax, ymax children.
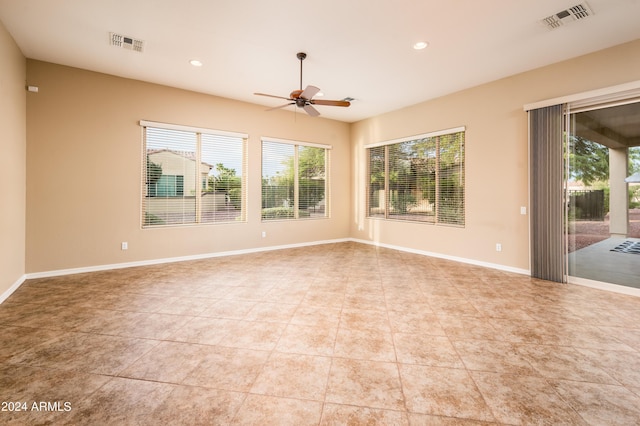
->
<box><xmin>366</xmin><ymin>129</ymin><xmax>465</xmax><ymax>226</ymax></box>
<box><xmin>261</xmin><ymin>139</ymin><xmax>329</xmax><ymax>220</ymax></box>
<box><xmin>201</xmin><ymin>133</ymin><xmax>247</xmax><ymax>223</ymax></box>
<box><xmin>367</xmin><ymin>146</ymin><xmax>386</xmax><ymax>218</ymax></box>
<box><xmin>142</xmin><ymin>123</ymin><xmax>246</xmax><ymax>227</ymax></box>
<box><xmin>436</xmin><ymin>131</ymin><xmax>465</xmax><ymax>225</ymax></box>
<box><xmin>143</xmin><ymin>127</ymin><xmax>197</xmax><ymax>226</ymax></box>
<box><xmin>298</xmin><ymin>145</ymin><xmax>327</xmax><ymax>218</ymax></box>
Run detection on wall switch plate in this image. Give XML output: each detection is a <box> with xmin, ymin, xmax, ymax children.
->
<box><xmin>261</xmin><ymin>231</ymin><xmax>266</xmax><ymax>238</ymax></box>
<box><xmin>496</xmin><ymin>243</ymin><xmax>502</xmax><ymax>252</ymax></box>
<box><xmin>520</xmin><ymin>206</ymin><xmax>527</xmax><ymax>215</ymax></box>
<box><xmin>121</xmin><ymin>242</ymin><xmax>128</xmax><ymax>250</ymax></box>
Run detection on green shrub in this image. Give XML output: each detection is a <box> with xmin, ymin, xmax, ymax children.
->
<box><xmin>630</xmin><ymin>186</ymin><xmax>640</xmax><ymax>209</ymax></box>
<box><xmin>144</xmin><ymin>212</ymin><xmax>164</xmax><ymax>226</ymax></box>
<box><xmin>261</xmin><ymin>207</ymin><xmax>295</xmax><ymax>219</ymax></box>
<box><xmin>228</xmin><ymin>188</ymin><xmax>242</xmax><ymax>209</ymax></box>
<box><xmin>260</xmin><ymin>207</ymin><xmax>311</xmax><ymax>219</ymax></box>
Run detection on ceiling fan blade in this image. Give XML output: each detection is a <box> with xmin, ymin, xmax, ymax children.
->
<box><xmin>303</xmin><ymin>104</ymin><xmax>320</xmax><ymax>117</ymax></box>
<box><xmin>300</xmin><ymin>85</ymin><xmax>321</xmax><ymax>100</ymax></box>
<box><xmin>311</xmin><ymin>99</ymin><xmax>351</xmax><ymax>107</ymax></box>
<box><xmin>266</xmin><ymin>103</ymin><xmax>294</xmax><ymax>111</ymax></box>
<box><xmin>254</xmin><ymin>92</ymin><xmax>292</xmax><ymax>101</ymax></box>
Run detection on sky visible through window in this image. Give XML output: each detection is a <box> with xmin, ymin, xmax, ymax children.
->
<box><xmin>146</xmin><ymin>128</ymin><xmax>243</xmax><ymax>178</ymax></box>
<box><xmin>262</xmin><ymin>142</ymin><xmax>293</xmax><ymax>179</ymax></box>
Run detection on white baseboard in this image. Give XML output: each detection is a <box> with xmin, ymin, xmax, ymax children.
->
<box><xmin>23</xmin><ymin>237</ymin><xmax>529</xmax><ymax>281</ymax></box>
<box><xmin>350</xmin><ymin>238</ymin><xmax>531</xmax><ymax>276</ymax></box>
<box><xmin>11</xmin><ymin>238</ymin><xmax>640</xmax><ymax>300</ymax></box>
<box><xmin>25</xmin><ymin>238</ymin><xmax>352</xmax><ymax>280</ymax></box>
<box><xmin>0</xmin><ymin>274</ymin><xmax>27</xmax><ymax>304</ymax></box>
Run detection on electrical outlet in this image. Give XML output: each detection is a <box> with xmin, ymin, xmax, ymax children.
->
<box><xmin>121</xmin><ymin>242</ymin><xmax>128</xmax><ymax>250</ymax></box>
<box><xmin>496</xmin><ymin>243</ymin><xmax>502</xmax><ymax>252</ymax></box>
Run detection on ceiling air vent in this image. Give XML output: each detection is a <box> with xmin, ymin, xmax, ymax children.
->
<box><xmin>542</xmin><ymin>3</ymin><xmax>594</xmax><ymax>29</ymax></box>
<box><xmin>109</xmin><ymin>32</ymin><xmax>144</xmax><ymax>52</ymax></box>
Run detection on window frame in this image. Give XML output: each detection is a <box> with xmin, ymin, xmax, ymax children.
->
<box><xmin>261</xmin><ymin>136</ymin><xmax>331</xmax><ymax>221</ymax></box>
<box><xmin>140</xmin><ymin>120</ymin><xmax>248</xmax><ymax>228</ymax></box>
<box><xmin>365</xmin><ymin>126</ymin><xmax>465</xmax><ymax>226</ymax></box>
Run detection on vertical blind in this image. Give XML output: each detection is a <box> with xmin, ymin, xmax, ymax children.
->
<box><xmin>366</xmin><ymin>128</ymin><xmax>465</xmax><ymax>226</ymax></box>
<box><xmin>141</xmin><ymin>121</ymin><xmax>246</xmax><ymax>227</ymax></box>
<box><xmin>529</xmin><ymin>104</ymin><xmax>565</xmax><ymax>282</ymax></box>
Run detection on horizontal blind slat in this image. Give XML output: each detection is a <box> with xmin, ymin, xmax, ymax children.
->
<box><xmin>262</xmin><ymin>141</ymin><xmax>296</xmax><ymax>220</ymax></box>
<box><xmin>142</xmin><ymin>125</ymin><xmax>245</xmax><ymax>227</ymax></box>
<box><xmin>366</xmin><ymin>130</ymin><xmax>464</xmax><ymax>226</ymax></box>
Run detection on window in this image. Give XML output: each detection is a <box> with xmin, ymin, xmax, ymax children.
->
<box><xmin>366</xmin><ymin>127</ymin><xmax>465</xmax><ymax>226</ymax></box>
<box><xmin>148</xmin><ymin>175</ymin><xmax>184</xmax><ymax>197</ymax></box>
<box><xmin>261</xmin><ymin>138</ymin><xmax>330</xmax><ymax>220</ymax></box>
<box><xmin>141</xmin><ymin>121</ymin><xmax>247</xmax><ymax>227</ymax></box>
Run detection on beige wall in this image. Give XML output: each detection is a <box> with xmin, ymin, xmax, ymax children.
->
<box><xmin>21</xmin><ymin>38</ymin><xmax>640</xmax><ymax>275</ymax></box>
<box><xmin>26</xmin><ymin>60</ymin><xmax>351</xmax><ymax>273</ymax></box>
<box><xmin>0</xmin><ymin>21</ymin><xmax>26</xmax><ymax>296</ymax></box>
<box><xmin>350</xmin><ymin>39</ymin><xmax>640</xmax><ymax>271</ymax></box>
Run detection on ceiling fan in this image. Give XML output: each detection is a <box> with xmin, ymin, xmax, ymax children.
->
<box><xmin>254</xmin><ymin>52</ymin><xmax>351</xmax><ymax>117</ymax></box>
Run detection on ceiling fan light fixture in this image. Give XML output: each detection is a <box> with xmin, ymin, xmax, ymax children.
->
<box><xmin>413</xmin><ymin>41</ymin><xmax>429</xmax><ymax>50</ymax></box>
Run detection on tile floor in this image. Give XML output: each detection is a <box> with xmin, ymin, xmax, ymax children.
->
<box><xmin>1</xmin><ymin>242</ymin><xmax>640</xmax><ymax>425</ymax></box>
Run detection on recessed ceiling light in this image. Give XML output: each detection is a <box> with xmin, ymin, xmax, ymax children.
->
<box><xmin>413</xmin><ymin>41</ymin><xmax>429</xmax><ymax>50</ymax></box>
<box><xmin>190</xmin><ymin>59</ymin><xmax>203</xmax><ymax>67</ymax></box>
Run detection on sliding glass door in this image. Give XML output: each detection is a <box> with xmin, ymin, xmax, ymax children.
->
<box><xmin>564</xmin><ymin>101</ymin><xmax>640</xmax><ymax>289</ymax></box>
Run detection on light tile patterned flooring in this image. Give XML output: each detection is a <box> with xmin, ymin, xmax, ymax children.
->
<box><xmin>1</xmin><ymin>242</ymin><xmax>640</xmax><ymax>425</ymax></box>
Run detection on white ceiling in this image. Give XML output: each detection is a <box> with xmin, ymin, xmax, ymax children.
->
<box><xmin>1</xmin><ymin>0</ymin><xmax>639</xmax><ymax>122</ymax></box>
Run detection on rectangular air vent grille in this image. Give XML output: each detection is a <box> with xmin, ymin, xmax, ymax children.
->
<box><xmin>542</xmin><ymin>3</ymin><xmax>593</xmax><ymax>29</ymax></box>
<box><xmin>110</xmin><ymin>32</ymin><xmax>144</xmax><ymax>52</ymax></box>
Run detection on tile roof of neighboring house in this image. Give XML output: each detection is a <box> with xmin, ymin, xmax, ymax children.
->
<box><xmin>147</xmin><ymin>149</ymin><xmax>213</xmax><ymax>169</ymax></box>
